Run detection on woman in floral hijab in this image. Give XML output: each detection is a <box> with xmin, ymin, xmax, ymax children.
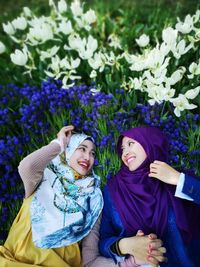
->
<box><xmin>0</xmin><ymin>125</ymin><xmax>103</xmax><ymax>267</ymax></box>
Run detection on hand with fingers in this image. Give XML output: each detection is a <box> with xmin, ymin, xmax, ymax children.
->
<box><xmin>136</xmin><ymin>230</ymin><xmax>167</xmax><ymax>267</ymax></box>
<box><xmin>118</xmin><ymin>231</ymin><xmax>167</xmax><ymax>266</ymax></box>
<box><xmin>57</xmin><ymin>125</ymin><xmax>74</xmax><ymax>152</ymax></box>
<box><xmin>149</xmin><ymin>160</ymin><xmax>181</xmax><ymax>185</ymax></box>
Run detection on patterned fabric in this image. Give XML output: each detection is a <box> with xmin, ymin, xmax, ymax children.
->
<box><xmin>30</xmin><ymin>133</ymin><xmax>103</xmax><ymax>248</ymax></box>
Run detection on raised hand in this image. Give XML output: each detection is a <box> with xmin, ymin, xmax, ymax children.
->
<box><xmin>149</xmin><ymin>160</ymin><xmax>181</xmax><ymax>185</ymax></box>
<box><xmin>57</xmin><ymin>125</ymin><xmax>74</xmax><ymax>151</ymax></box>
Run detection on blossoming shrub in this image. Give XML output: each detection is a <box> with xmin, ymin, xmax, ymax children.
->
<box><xmin>0</xmin><ymin>79</ymin><xmax>199</xmax><ymax>243</ymax></box>
<box><xmin>0</xmin><ymin>0</ymin><xmax>199</xmax><ymax>245</ymax></box>
<box><xmin>0</xmin><ymin>0</ymin><xmax>199</xmax><ymax>116</ymax></box>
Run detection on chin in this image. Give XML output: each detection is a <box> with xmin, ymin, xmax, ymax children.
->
<box><xmin>128</xmin><ymin>165</ymin><xmax>137</xmax><ymax>172</ymax></box>
<box><xmin>78</xmin><ymin>168</ymin><xmax>90</xmax><ymax>176</ymax></box>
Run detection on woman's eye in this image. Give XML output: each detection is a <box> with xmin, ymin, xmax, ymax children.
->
<box><xmin>79</xmin><ymin>147</ymin><xmax>85</xmax><ymax>152</ymax></box>
<box><xmin>91</xmin><ymin>151</ymin><xmax>96</xmax><ymax>157</ymax></box>
<box><xmin>128</xmin><ymin>141</ymin><xmax>134</xmax><ymax>146</ymax></box>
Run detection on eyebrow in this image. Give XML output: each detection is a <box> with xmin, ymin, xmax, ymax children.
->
<box><xmin>121</xmin><ymin>139</ymin><xmax>135</xmax><ymax>149</ymax></box>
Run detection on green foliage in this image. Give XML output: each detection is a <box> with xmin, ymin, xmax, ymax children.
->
<box><xmin>0</xmin><ymin>0</ymin><xmax>200</xmax><ymax>245</ymax></box>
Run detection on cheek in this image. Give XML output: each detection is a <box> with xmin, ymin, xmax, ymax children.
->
<box><xmin>141</xmin><ymin>150</ymin><xmax>147</xmax><ymax>161</ymax></box>
<box><xmin>69</xmin><ymin>157</ymin><xmax>76</xmax><ymax>169</ymax></box>
<box><xmin>121</xmin><ymin>154</ymin><xmax>126</xmax><ymax>164</ymax></box>
<box><xmin>69</xmin><ymin>151</ymin><xmax>79</xmax><ymax>167</ymax></box>
<box><xmin>143</xmin><ymin>154</ymin><xmax>147</xmax><ymax>161</ymax></box>
<box><xmin>89</xmin><ymin>157</ymin><xmax>95</xmax><ymax>168</ymax></box>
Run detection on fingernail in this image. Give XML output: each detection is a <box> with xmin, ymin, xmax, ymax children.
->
<box><xmin>147</xmin><ymin>256</ymin><xmax>152</xmax><ymax>261</ymax></box>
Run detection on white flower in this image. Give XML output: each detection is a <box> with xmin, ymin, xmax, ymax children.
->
<box><xmin>153</xmin><ymin>67</ymin><xmax>168</xmax><ymax>83</ymax></box>
<box><xmin>71</xmin><ymin>1</ymin><xmax>83</xmax><ymax>17</ymax></box>
<box><xmin>0</xmin><ymin>41</ymin><xmax>6</xmax><ymax>54</ymax></box>
<box><xmin>62</xmin><ymin>70</ymin><xmax>81</xmax><ymax>89</ymax></box>
<box><xmin>135</xmin><ymin>34</ymin><xmax>149</xmax><ymax>47</ymax></box>
<box><xmin>88</xmin><ymin>52</ymin><xmax>105</xmax><ymax>71</ymax></box>
<box><xmin>172</xmin><ymin>39</ymin><xmax>193</xmax><ymax>59</ymax></box>
<box><xmin>162</xmin><ymin>27</ymin><xmax>178</xmax><ymax>47</ymax></box>
<box><xmin>68</xmin><ymin>33</ymin><xmax>84</xmax><ymax>50</ymax></box>
<box><xmin>45</xmin><ymin>55</ymin><xmax>61</xmax><ymax>79</ymax></box>
<box><xmin>104</xmin><ymin>51</ymin><xmax>122</xmax><ymax>70</ymax></box>
<box><xmin>129</xmin><ymin>54</ymin><xmax>147</xmax><ymax>71</ymax></box>
<box><xmin>188</xmin><ymin>61</ymin><xmax>200</xmax><ymax>79</ymax></box>
<box><xmin>175</xmin><ymin>14</ymin><xmax>194</xmax><ymax>34</ymax></box>
<box><xmin>185</xmin><ymin>86</ymin><xmax>200</xmax><ymax>99</ymax></box>
<box><xmin>49</xmin><ymin>0</ymin><xmax>55</xmax><ymax>7</ymax></box>
<box><xmin>145</xmin><ymin>45</ymin><xmax>169</xmax><ymax>71</ymax></box>
<box><xmin>123</xmin><ymin>52</ymin><xmax>135</xmax><ymax>64</ymax></box>
<box><xmin>90</xmin><ymin>70</ymin><xmax>97</xmax><ymax>78</ymax></box>
<box><xmin>146</xmin><ymin>83</ymin><xmax>175</xmax><ymax>104</ymax></box>
<box><xmin>90</xmin><ymin>87</ymin><xmax>100</xmax><ymax>95</ymax></box>
<box><xmin>129</xmin><ymin>77</ymin><xmax>143</xmax><ymax>90</ymax></box>
<box><xmin>195</xmin><ymin>30</ymin><xmax>200</xmax><ymax>40</ymax></box>
<box><xmin>167</xmin><ymin>67</ymin><xmax>186</xmax><ymax>85</ymax></box>
<box><xmin>58</xmin><ymin>20</ymin><xmax>73</xmax><ymax>35</ymax></box>
<box><xmin>12</xmin><ymin>17</ymin><xmax>27</xmax><ymax>30</ymax></box>
<box><xmin>28</xmin><ymin>23</ymin><xmax>54</xmax><ymax>44</ymax></box>
<box><xmin>78</xmin><ymin>35</ymin><xmax>98</xmax><ymax>60</ymax></box>
<box><xmin>58</xmin><ymin>0</ymin><xmax>67</xmax><ymax>13</ymax></box>
<box><xmin>3</xmin><ymin>22</ymin><xmax>15</xmax><ymax>35</ymax></box>
<box><xmin>40</xmin><ymin>46</ymin><xmax>60</xmax><ymax>61</ymax></box>
<box><xmin>10</xmin><ymin>49</ymin><xmax>28</xmax><ymax>66</ymax></box>
<box><xmin>74</xmin><ymin>17</ymin><xmax>84</xmax><ymax>29</ymax></box>
<box><xmin>143</xmin><ymin>69</ymin><xmax>166</xmax><ymax>86</ymax></box>
<box><xmin>170</xmin><ymin>94</ymin><xmax>197</xmax><ymax>117</ymax></box>
<box><xmin>193</xmin><ymin>10</ymin><xmax>200</xmax><ymax>23</ymax></box>
<box><xmin>108</xmin><ymin>34</ymin><xmax>122</xmax><ymax>49</ymax></box>
<box><xmin>83</xmin><ymin>9</ymin><xmax>96</xmax><ymax>25</ymax></box>
<box><xmin>23</xmin><ymin>7</ymin><xmax>32</xmax><ymax>17</ymax></box>
<box><xmin>60</xmin><ymin>57</ymin><xmax>80</xmax><ymax>69</ymax></box>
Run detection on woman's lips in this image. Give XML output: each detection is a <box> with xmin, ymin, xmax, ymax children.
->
<box><xmin>78</xmin><ymin>161</ymin><xmax>89</xmax><ymax>170</ymax></box>
<box><xmin>126</xmin><ymin>156</ymin><xmax>136</xmax><ymax>164</ymax></box>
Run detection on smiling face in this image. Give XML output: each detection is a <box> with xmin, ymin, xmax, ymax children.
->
<box><xmin>121</xmin><ymin>136</ymin><xmax>147</xmax><ymax>171</ymax></box>
<box><xmin>69</xmin><ymin>139</ymin><xmax>96</xmax><ymax>176</ymax></box>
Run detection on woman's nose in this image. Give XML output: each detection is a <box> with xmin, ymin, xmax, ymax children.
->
<box><xmin>123</xmin><ymin>148</ymin><xmax>129</xmax><ymax>156</ymax></box>
<box><xmin>84</xmin><ymin>152</ymin><xmax>90</xmax><ymax>160</ymax></box>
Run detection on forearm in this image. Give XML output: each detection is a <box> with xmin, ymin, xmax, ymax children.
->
<box><xmin>82</xmin><ymin>216</ymin><xmax>118</xmax><ymax>267</ymax></box>
<box><xmin>18</xmin><ymin>141</ymin><xmax>61</xmax><ymax>198</ymax></box>
<box><xmin>83</xmin><ymin>254</ymin><xmax>117</xmax><ymax>267</ymax></box>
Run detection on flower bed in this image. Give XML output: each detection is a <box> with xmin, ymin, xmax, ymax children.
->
<box><xmin>0</xmin><ymin>0</ymin><xmax>199</xmax><ymax>244</ymax></box>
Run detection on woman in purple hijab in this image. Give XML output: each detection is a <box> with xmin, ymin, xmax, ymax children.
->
<box><xmin>99</xmin><ymin>126</ymin><xmax>200</xmax><ymax>267</ymax></box>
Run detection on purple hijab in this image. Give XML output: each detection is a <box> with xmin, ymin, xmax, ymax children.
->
<box><xmin>108</xmin><ymin>126</ymin><xmax>200</xmax><ymax>242</ymax></box>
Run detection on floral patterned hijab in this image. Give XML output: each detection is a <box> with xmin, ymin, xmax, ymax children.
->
<box><xmin>31</xmin><ymin>133</ymin><xmax>103</xmax><ymax>248</ymax></box>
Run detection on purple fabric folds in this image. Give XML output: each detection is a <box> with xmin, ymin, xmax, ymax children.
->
<box><xmin>108</xmin><ymin>126</ymin><xmax>200</xmax><ymax>242</ymax></box>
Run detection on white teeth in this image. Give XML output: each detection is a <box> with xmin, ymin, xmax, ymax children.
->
<box><xmin>127</xmin><ymin>157</ymin><xmax>135</xmax><ymax>164</ymax></box>
<box><xmin>79</xmin><ymin>162</ymin><xmax>88</xmax><ymax>167</ymax></box>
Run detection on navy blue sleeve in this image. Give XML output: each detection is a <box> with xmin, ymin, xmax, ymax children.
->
<box><xmin>99</xmin><ymin>186</ymin><xmax>124</xmax><ymax>263</ymax></box>
<box><xmin>182</xmin><ymin>174</ymin><xmax>200</xmax><ymax>205</ymax></box>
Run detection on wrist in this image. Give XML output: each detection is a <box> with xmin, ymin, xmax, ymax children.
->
<box><xmin>118</xmin><ymin>238</ymin><xmax>128</xmax><ymax>255</ymax></box>
<box><xmin>172</xmin><ymin>171</ymin><xmax>181</xmax><ymax>185</ymax></box>
<box><xmin>51</xmin><ymin>139</ymin><xmax>64</xmax><ymax>153</ymax></box>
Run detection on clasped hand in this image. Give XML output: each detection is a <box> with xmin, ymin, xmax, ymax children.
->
<box><xmin>119</xmin><ymin>230</ymin><xmax>167</xmax><ymax>267</ymax></box>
